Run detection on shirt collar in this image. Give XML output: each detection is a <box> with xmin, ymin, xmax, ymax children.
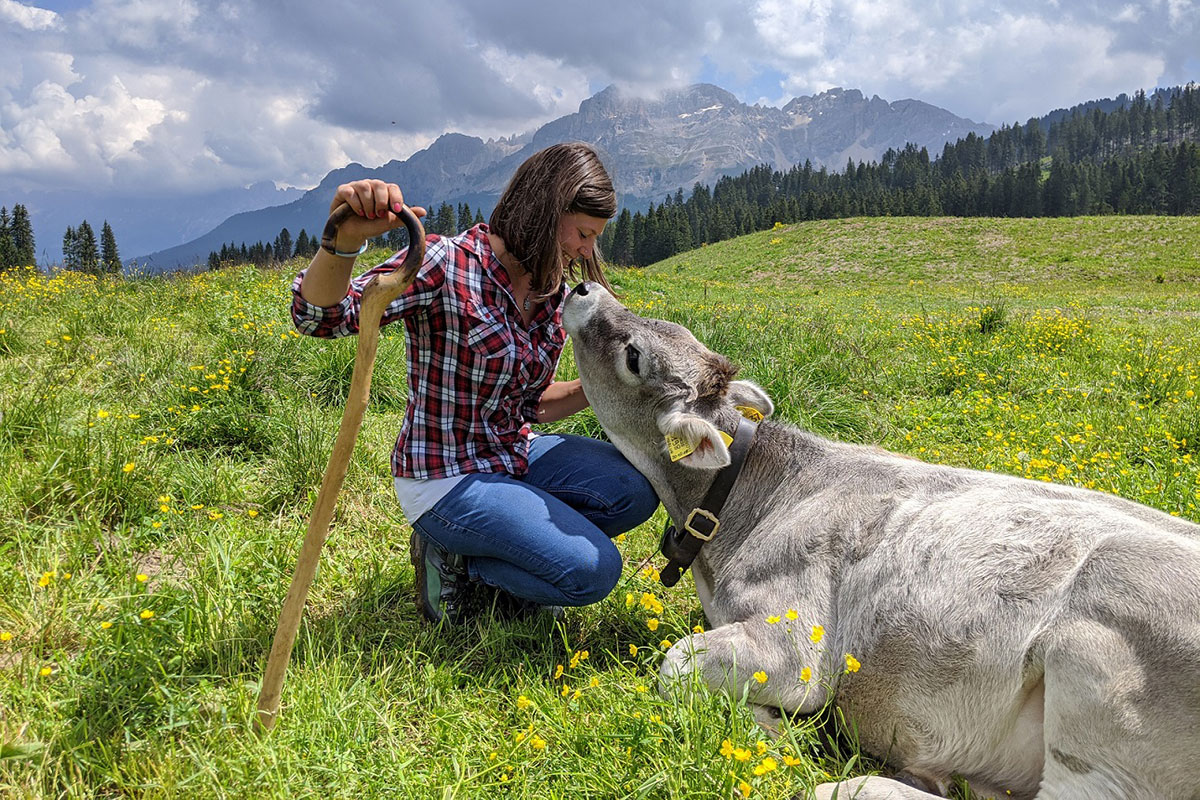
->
<box><xmin>466</xmin><ymin>222</ymin><xmax>566</xmax><ymax>325</ymax></box>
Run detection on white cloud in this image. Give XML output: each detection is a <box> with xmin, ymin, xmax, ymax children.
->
<box><xmin>0</xmin><ymin>0</ymin><xmax>60</xmax><ymax>31</ymax></box>
<box><xmin>0</xmin><ymin>0</ymin><xmax>1195</xmax><ymax>200</ymax></box>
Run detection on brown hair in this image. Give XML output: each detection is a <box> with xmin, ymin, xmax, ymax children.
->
<box><xmin>488</xmin><ymin>142</ymin><xmax>617</xmax><ymax>297</ymax></box>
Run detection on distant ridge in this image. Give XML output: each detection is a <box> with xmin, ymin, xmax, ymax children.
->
<box><xmin>138</xmin><ymin>83</ymin><xmax>993</xmax><ymax>270</ymax></box>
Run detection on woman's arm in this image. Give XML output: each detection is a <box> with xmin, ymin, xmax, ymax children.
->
<box><xmin>534</xmin><ymin>379</ymin><xmax>590</xmax><ymax>423</ymax></box>
<box><xmin>298</xmin><ymin>180</ymin><xmax>426</xmax><ymax>307</ymax></box>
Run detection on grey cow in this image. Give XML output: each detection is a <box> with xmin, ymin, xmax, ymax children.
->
<box><xmin>563</xmin><ymin>282</ymin><xmax>1200</xmax><ymax>800</ymax></box>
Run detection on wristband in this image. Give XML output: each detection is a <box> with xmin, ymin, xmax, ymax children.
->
<box><xmin>322</xmin><ymin>239</ymin><xmax>369</xmax><ymax>258</ymax></box>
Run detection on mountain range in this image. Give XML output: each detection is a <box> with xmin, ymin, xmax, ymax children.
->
<box><xmin>43</xmin><ymin>83</ymin><xmax>996</xmax><ymax>270</ymax></box>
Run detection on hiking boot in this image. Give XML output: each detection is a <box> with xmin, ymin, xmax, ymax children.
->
<box><xmin>488</xmin><ymin>588</ymin><xmax>565</xmax><ymax>623</ymax></box>
<box><xmin>410</xmin><ymin>530</ymin><xmax>475</xmax><ymax>624</ymax></box>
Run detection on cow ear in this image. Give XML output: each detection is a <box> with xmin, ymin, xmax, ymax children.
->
<box><xmin>658</xmin><ymin>408</ymin><xmax>731</xmax><ymax>469</ymax></box>
<box><xmin>727</xmin><ymin>380</ymin><xmax>774</xmax><ymax>420</ymax></box>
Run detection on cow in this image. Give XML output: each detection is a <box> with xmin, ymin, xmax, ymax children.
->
<box><xmin>562</xmin><ymin>281</ymin><xmax>1200</xmax><ymax>800</ymax></box>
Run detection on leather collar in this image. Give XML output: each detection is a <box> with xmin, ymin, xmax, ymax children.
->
<box><xmin>658</xmin><ymin>415</ymin><xmax>757</xmax><ymax>588</ymax></box>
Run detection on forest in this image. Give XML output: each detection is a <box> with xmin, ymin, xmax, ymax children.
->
<box><xmin>212</xmin><ymin>84</ymin><xmax>1200</xmax><ymax>270</ymax></box>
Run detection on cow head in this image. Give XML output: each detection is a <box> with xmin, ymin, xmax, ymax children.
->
<box><xmin>563</xmin><ymin>283</ymin><xmax>773</xmax><ymax>478</ymax></box>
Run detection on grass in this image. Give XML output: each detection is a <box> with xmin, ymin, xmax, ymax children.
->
<box><xmin>1</xmin><ymin>215</ymin><xmax>1198</xmax><ymax>799</ymax></box>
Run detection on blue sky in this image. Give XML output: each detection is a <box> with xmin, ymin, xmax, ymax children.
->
<box><xmin>2</xmin><ymin>0</ymin><xmax>1196</xmax><ymax>198</ymax></box>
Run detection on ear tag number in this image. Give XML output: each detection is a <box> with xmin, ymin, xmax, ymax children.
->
<box><xmin>736</xmin><ymin>405</ymin><xmax>764</xmax><ymax>422</ymax></box>
<box><xmin>666</xmin><ymin>431</ymin><xmax>734</xmax><ymax>462</ymax></box>
<box><xmin>666</xmin><ymin>435</ymin><xmax>695</xmax><ymax>462</ymax></box>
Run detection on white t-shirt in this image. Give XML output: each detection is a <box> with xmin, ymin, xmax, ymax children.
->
<box><xmin>393</xmin><ymin>474</ymin><xmax>466</xmax><ymax>523</ymax></box>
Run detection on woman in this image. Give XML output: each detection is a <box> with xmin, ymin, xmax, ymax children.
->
<box><xmin>291</xmin><ymin>142</ymin><xmax>659</xmax><ymax>624</ymax></box>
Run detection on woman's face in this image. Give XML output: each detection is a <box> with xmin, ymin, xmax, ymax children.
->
<box><xmin>558</xmin><ymin>212</ymin><xmax>608</xmax><ymax>264</ymax></box>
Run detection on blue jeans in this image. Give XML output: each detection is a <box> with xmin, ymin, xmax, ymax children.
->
<box><xmin>410</xmin><ymin>434</ymin><xmax>659</xmax><ymax>606</ymax></box>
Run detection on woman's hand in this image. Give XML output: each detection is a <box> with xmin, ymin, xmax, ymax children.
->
<box><xmin>329</xmin><ymin>180</ymin><xmax>427</xmax><ymax>251</ymax></box>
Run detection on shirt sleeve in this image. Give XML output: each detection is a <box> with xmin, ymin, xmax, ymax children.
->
<box><xmin>291</xmin><ymin>238</ymin><xmax>447</xmax><ymax>339</ymax></box>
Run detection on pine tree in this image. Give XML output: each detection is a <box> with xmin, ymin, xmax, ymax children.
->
<box><xmin>274</xmin><ymin>228</ymin><xmax>293</xmax><ymax>263</ymax></box>
<box><xmin>76</xmin><ymin>221</ymin><xmax>100</xmax><ymax>273</ymax></box>
<box><xmin>11</xmin><ymin>204</ymin><xmax>36</xmax><ymax>266</ymax></box>
<box><xmin>0</xmin><ymin>207</ymin><xmax>14</xmax><ymax>270</ymax></box>
<box><xmin>294</xmin><ymin>229</ymin><xmax>311</xmax><ymax>258</ymax></box>
<box><xmin>100</xmin><ymin>220</ymin><xmax>121</xmax><ymax>273</ymax></box>
<box><xmin>434</xmin><ymin>202</ymin><xmax>455</xmax><ymax>236</ymax></box>
<box><xmin>457</xmin><ymin>203</ymin><xmax>474</xmax><ymax>233</ymax></box>
<box><xmin>62</xmin><ymin>226</ymin><xmax>77</xmax><ymax>270</ymax></box>
<box><xmin>609</xmin><ymin>208</ymin><xmax>633</xmax><ymax>265</ymax></box>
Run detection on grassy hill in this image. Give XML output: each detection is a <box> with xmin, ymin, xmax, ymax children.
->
<box><xmin>1</xmin><ymin>216</ymin><xmax>1197</xmax><ymax>798</ymax></box>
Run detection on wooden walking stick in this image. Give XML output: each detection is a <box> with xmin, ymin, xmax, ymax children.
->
<box><xmin>255</xmin><ymin>203</ymin><xmax>425</xmax><ymax>733</ymax></box>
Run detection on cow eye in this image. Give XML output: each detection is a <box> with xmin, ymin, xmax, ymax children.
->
<box><xmin>625</xmin><ymin>344</ymin><xmax>641</xmax><ymax>375</ymax></box>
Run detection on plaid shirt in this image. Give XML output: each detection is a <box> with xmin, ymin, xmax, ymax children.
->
<box><xmin>291</xmin><ymin>223</ymin><xmax>567</xmax><ymax>479</ymax></box>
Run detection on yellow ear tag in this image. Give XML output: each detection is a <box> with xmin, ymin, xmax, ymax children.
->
<box><xmin>736</xmin><ymin>405</ymin><xmax>764</xmax><ymax>422</ymax></box>
<box><xmin>666</xmin><ymin>435</ymin><xmax>695</xmax><ymax>462</ymax></box>
<box><xmin>666</xmin><ymin>431</ymin><xmax>734</xmax><ymax>461</ymax></box>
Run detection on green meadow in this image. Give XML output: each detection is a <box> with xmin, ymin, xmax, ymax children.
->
<box><xmin>1</xmin><ymin>215</ymin><xmax>1197</xmax><ymax>799</ymax></box>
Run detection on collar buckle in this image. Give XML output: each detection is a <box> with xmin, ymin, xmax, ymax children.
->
<box><xmin>683</xmin><ymin>508</ymin><xmax>720</xmax><ymax>541</ymax></box>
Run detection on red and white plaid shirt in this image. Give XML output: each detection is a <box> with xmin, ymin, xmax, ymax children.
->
<box><xmin>291</xmin><ymin>223</ymin><xmax>567</xmax><ymax>479</ymax></box>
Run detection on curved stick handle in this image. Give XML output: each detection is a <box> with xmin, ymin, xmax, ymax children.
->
<box><xmin>255</xmin><ymin>203</ymin><xmax>425</xmax><ymax>733</ymax></box>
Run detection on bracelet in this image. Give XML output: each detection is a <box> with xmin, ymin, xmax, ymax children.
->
<box><xmin>321</xmin><ymin>239</ymin><xmax>369</xmax><ymax>258</ymax></box>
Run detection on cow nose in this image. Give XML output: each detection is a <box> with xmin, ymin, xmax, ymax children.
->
<box><xmin>571</xmin><ymin>282</ymin><xmax>590</xmax><ymax>298</ymax></box>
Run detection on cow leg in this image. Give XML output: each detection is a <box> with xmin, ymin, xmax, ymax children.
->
<box><xmin>1033</xmin><ymin>619</ymin><xmax>1199</xmax><ymax>800</ymax></box>
<box><xmin>658</xmin><ymin>621</ymin><xmax>829</xmax><ymax>720</ymax></box>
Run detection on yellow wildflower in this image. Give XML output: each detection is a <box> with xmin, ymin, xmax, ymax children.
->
<box><xmin>845</xmin><ymin>654</ymin><xmax>861</xmax><ymax>673</ymax></box>
<box><xmin>766</xmin><ymin>615</ymin><xmax>781</xmax><ymax>624</ymax></box>
<box><xmin>247</xmin><ymin>509</ymin><xmax>259</xmax><ymax>518</ymax></box>
<box><xmin>800</xmin><ymin>667</ymin><xmax>812</xmax><ymax>682</ymax></box>
<box><xmin>753</xmin><ymin>671</ymin><xmax>768</xmax><ymax>684</ymax></box>
<box><xmin>122</xmin><ymin>462</ymin><xmax>136</xmax><ymax>473</ymax></box>
<box><xmin>530</xmin><ymin>735</ymin><xmax>546</xmax><ymax>750</ymax></box>
<box><xmin>629</xmin><ymin>643</ymin><xmax>638</xmax><ymax>656</ymax></box>
<box><xmin>140</xmin><ymin>609</ymin><xmax>154</xmax><ymax>620</ymax></box>
<box><xmin>39</xmin><ymin>666</ymin><xmax>52</xmax><ymax>677</ymax></box>
<box><xmin>659</xmin><ymin>639</ymin><xmax>672</xmax><ymax>650</ymax></box>
<box><xmin>720</xmin><ymin>739</ymin><xmax>734</xmax><ymax>758</ymax></box>
<box><xmin>693</xmin><ymin>624</ymin><xmax>705</xmax><ymax>634</ymax></box>
<box><xmin>553</xmin><ymin>664</ymin><xmax>564</xmax><ymax>679</ymax></box>
<box><xmin>810</xmin><ymin>625</ymin><xmax>825</xmax><ymax>644</ymax></box>
<box><xmin>516</xmin><ymin>695</ymin><xmax>532</xmax><ymax>710</ymax></box>
<box><xmin>647</xmin><ymin>617</ymin><xmax>660</xmax><ymax>631</ymax></box>
<box><xmin>100</xmin><ymin>621</ymin><xmax>113</xmax><ymax>630</ymax></box>
<box><xmin>738</xmin><ymin>780</ymin><xmax>752</xmax><ymax>797</ymax></box>
<box><xmin>733</xmin><ymin>747</ymin><xmax>752</xmax><ymax>762</ymax></box>
<box><xmin>754</xmin><ymin>757</ymin><xmax>778</xmax><ymax>775</ymax></box>
<box><xmin>0</xmin><ymin>632</ymin><xmax>12</xmax><ymax>642</ymax></box>
<box><xmin>756</xmin><ymin>741</ymin><xmax>768</xmax><ymax>756</ymax></box>
<box><xmin>785</xmin><ymin>609</ymin><xmax>798</xmax><ymax>620</ymax></box>
<box><xmin>640</xmin><ymin>592</ymin><xmax>664</xmax><ymax>614</ymax></box>
<box><xmin>783</xmin><ymin>754</ymin><xmax>803</xmax><ymax>767</ymax></box>
<box><xmin>136</xmin><ymin>573</ymin><xmax>149</xmax><ymax>583</ymax></box>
